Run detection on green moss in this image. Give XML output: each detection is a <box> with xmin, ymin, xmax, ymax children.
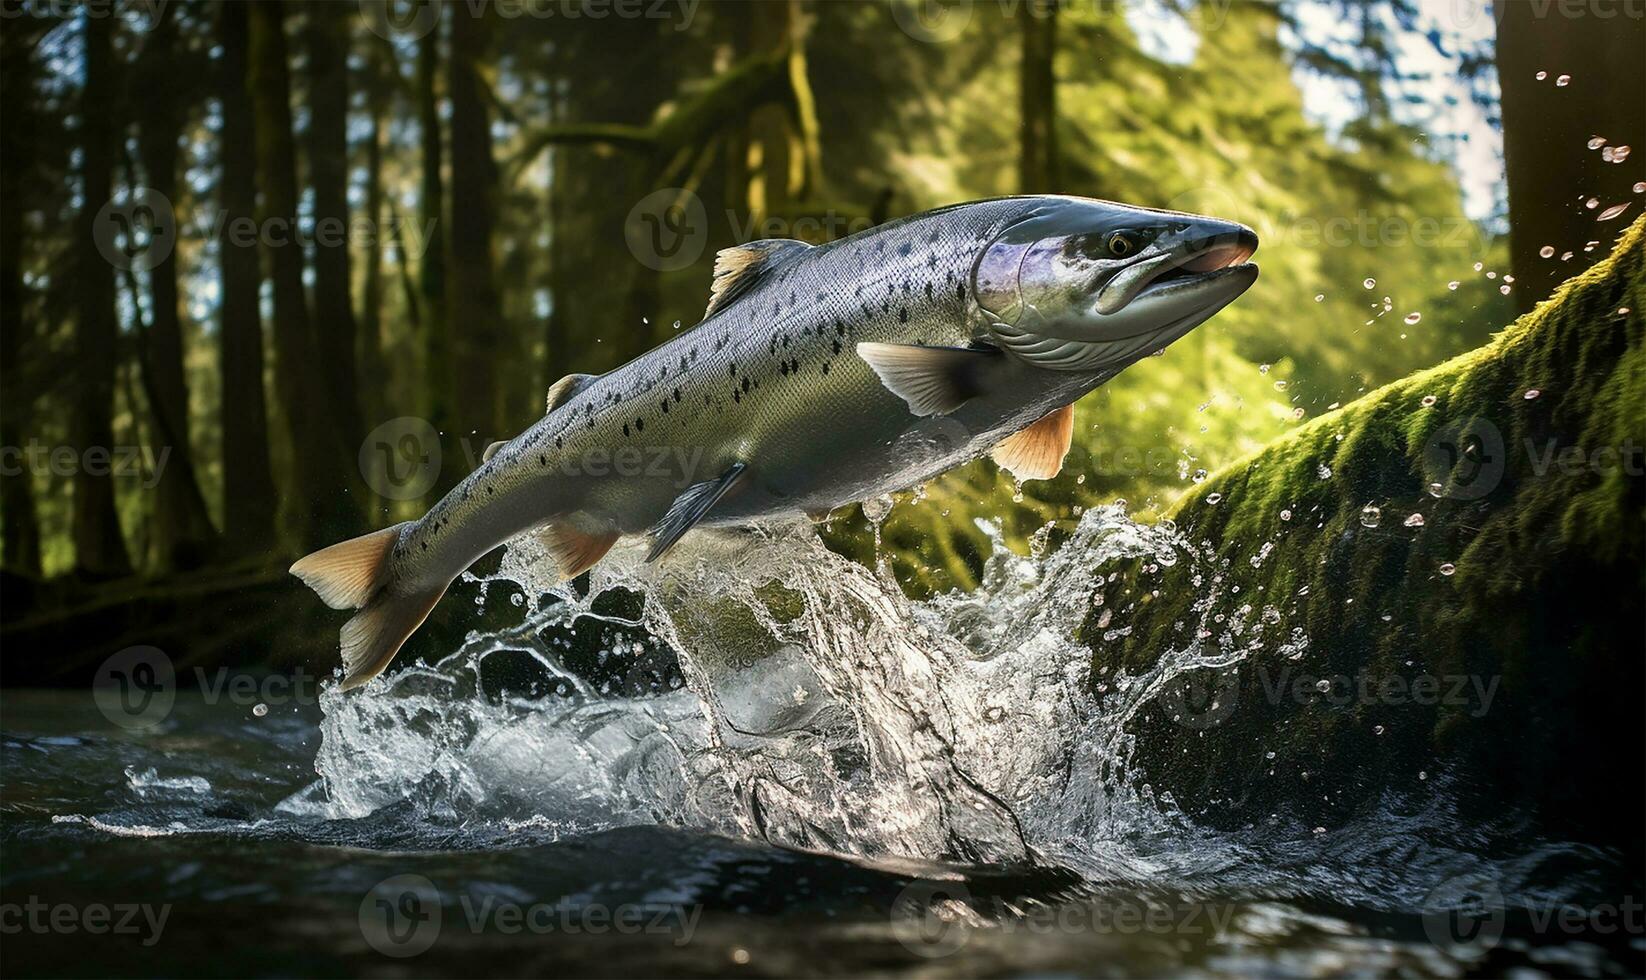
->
<box><xmin>1081</xmin><ymin>217</ymin><xmax>1644</xmax><ymax>848</ymax></box>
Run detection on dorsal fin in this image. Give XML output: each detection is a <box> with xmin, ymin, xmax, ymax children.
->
<box><xmin>705</xmin><ymin>239</ymin><xmax>812</xmax><ymax>318</ymax></box>
<box><xmin>545</xmin><ymin>373</ymin><xmax>596</xmax><ymax>415</ymax></box>
<box><xmin>482</xmin><ymin>440</ymin><xmax>507</xmax><ymax>463</ymax></box>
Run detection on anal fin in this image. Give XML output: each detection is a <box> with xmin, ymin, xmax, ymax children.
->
<box><xmin>647</xmin><ymin>462</ymin><xmax>748</xmax><ymax>562</ymax></box>
<box><xmin>535</xmin><ymin>521</ymin><xmax>621</xmax><ymax>580</ymax></box>
<box><xmin>991</xmin><ymin>404</ymin><xmax>1075</xmax><ymax>481</ymax></box>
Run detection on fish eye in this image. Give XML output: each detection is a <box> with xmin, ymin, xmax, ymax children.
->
<box><xmin>1106</xmin><ymin>232</ymin><xmax>1138</xmax><ymax>258</ymax></box>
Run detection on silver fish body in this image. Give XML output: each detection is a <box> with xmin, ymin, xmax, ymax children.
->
<box><xmin>292</xmin><ymin>195</ymin><xmax>1258</xmax><ymax>688</ymax></box>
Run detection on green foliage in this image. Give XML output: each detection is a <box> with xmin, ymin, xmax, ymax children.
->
<box><xmin>823</xmin><ymin>1</ymin><xmax>1509</xmax><ymax>593</ymax></box>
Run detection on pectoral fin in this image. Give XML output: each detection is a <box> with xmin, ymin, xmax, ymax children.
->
<box><xmin>646</xmin><ymin>462</ymin><xmax>748</xmax><ymax>562</ymax></box>
<box><xmin>990</xmin><ymin>404</ymin><xmax>1075</xmax><ymax>481</ymax></box>
<box><xmin>856</xmin><ymin>342</ymin><xmax>1000</xmax><ymax>416</ymax></box>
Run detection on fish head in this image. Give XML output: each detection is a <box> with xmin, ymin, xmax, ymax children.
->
<box><xmin>971</xmin><ymin>196</ymin><xmax>1258</xmax><ymax>369</ymax></box>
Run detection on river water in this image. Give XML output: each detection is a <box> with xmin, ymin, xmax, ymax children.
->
<box><xmin>2</xmin><ymin>507</ymin><xmax>1639</xmax><ymax>976</ymax></box>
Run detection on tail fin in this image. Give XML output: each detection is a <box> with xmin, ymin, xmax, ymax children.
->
<box><xmin>289</xmin><ymin>522</ymin><xmax>446</xmax><ymax>690</ymax></box>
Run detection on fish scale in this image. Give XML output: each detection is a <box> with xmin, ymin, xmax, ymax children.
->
<box><xmin>290</xmin><ymin>195</ymin><xmax>1259</xmax><ymax>689</ymax></box>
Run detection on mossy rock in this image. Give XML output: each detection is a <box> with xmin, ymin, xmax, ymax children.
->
<box><xmin>1083</xmin><ymin>217</ymin><xmax>1644</xmax><ymax>852</ymax></box>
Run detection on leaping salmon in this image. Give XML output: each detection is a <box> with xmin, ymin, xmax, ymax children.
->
<box><xmin>291</xmin><ymin>195</ymin><xmax>1259</xmax><ymax>689</ymax></box>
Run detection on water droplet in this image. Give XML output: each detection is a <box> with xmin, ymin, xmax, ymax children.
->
<box><xmin>1279</xmin><ymin>508</ymin><xmax>1293</xmax><ymax>522</ymax></box>
<box><xmin>1314</xmin><ymin>293</ymin><xmax>1325</xmax><ymax>303</ymax></box>
<box><xmin>1447</xmin><ymin>280</ymin><xmax>1460</xmax><ymax>290</ymax></box>
<box><xmin>1373</xmin><ymin>725</ymin><xmax>1385</xmax><ymax>735</ymax></box>
<box><xmin>1359</xmin><ymin>504</ymin><xmax>1381</xmax><ymax>528</ymax></box>
<box><xmin>1315</xmin><ymin>679</ymin><xmax>1331</xmax><ymax>693</ymax></box>
<box><xmin>1585</xmin><ymin>197</ymin><xmax>1600</xmax><ymax>209</ymax></box>
<box><xmin>1316</xmin><ymin>464</ymin><xmax>1332</xmax><ymax>480</ymax></box>
<box><xmin>1362</xmin><ymin>277</ymin><xmax>1376</xmax><ymax>289</ymax></box>
<box><xmin>252</xmin><ymin>703</ymin><xmax>268</xmax><ymax>718</ymax></box>
<box><xmin>1291</xmin><ymin>407</ymin><xmax>1306</xmax><ymax>420</ymax></box>
<box><xmin>1428</xmin><ymin>482</ymin><xmax>1445</xmax><ymax>498</ymax></box>
<box><xmin>1539</xmin><ymin>245</ymin><xmax>1556</xmax><ymax>258</ymax></box>
<box><xmin>983</xmin><ymin>706</ymin><xmax>1006</xmax><ymax>723</ymax></box>
<box><xmin>1265</xmin><ymin>750</ymin><xmax>1276</xmax><ymax>760</ymax></box>
<box><xmin>1419</xmin><ymin>770</ymin><xmax>1429</xmax><ymax>781</ymax></box>
<box><xmin>1561</xmin><ymin>251</ymin><xmax>1574</xmax><ymax>261</ymax></box>
<box><xmin>1404</xmin><ymin>513</ymin><xmax>1425</xmax><ymax>528</ymax></box>
<box><xmin>1597</xmin><ymin>203</ymin><xmax>1631</xmax><ymax>221</ymax></box>
<box><xmin>1635</xmin><ymin>182</ymin><xmax>1646</xmax><ymax>194</ymax></box>
<box><xmin>1500</xmin><ymin>284</ymin><xmax>1512</xmax><ymax>295</ymax></box>
<box><xmin>1191</xmin><ymin>468</ymin><xmax>1208</xmax><ymax>484</ymax></box>
<box><xmin>1535</xmin><ymin>70</ymin><xmax>1548</xmax><ymax>80</ymax></box>
<box><xmin>861</xmin><ymin>494</ymin><xmax>894</xmax><ymax>524</ymax></box>
<box><xmin>1273</xmin><ymin>380</ymin><xmax>1288</xmax><ymax>391</ymax></box>
<box><xmin>1404</xmin><ymin>312</ymin><xmax>1421</xmax><ymax>325</ymax></box>
<box><xmin>1206</xmin><ymin>492</ymin><xmax>1223</xmax><ymax>505</ymax></box>
<box><xmin>1421</xmin><ymin>394</ymin><xmax>1437</xmax><ymax>407</ymax></box>
<box><xmin>1620</xmin><ymin>307</ymin><xmax>1632</xmax><ymax>315</ymax></box>
<box><xmin>1487</xmin><ymin>270</ymin><xmax>1497</xmax><ymax>278</ymax></box>
<box><xmin>1438</xmin><ymin>562</ymin><xmax>1456</xmax><ymax>576</ymax></box>
<box><xmin>1587</xmin><ymin>136</ymin><xmax>1607</xmax><ymax>150</ymax></box>
<box><xmin>1556</xmin><ymin>74</ymin><xmax>1571</xmax><ymax>86</ymax></box>
<box><xmin>1473</xmin><ymin>261</ymin><xmax>1484</xmax><ymax>271</ymax></box>
<box><xmin>1524</xmin><ymin>388</ymin><xmax>1541</xmax><ymax>400</ymax></box>
<box><xmin>1259</xmin><ymin>363</ymin><xmax>1271</xmax><ymax>374</ymax></box>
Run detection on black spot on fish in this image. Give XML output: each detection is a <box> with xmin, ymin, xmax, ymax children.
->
<box><xmin>539</xmin><ymin>455</ymin><xmax>547</xmax><ymax>466</ymax></box>
<box><xmin>816</xmin><ymin>292</ymin><xmax>826</xmax><ymax>302</ymax></box>
<box><xmin>421</xmin><ymin>541</ymin><xmax>428</xmax><ymax>551</ymax></box>
<box><xmin>660</xmin><ymin>400</ymin><xmax>669</xmax><ymax>414</ymax></box>
<box><xmin>623</xmin><ymin>423</ymin><xmax>630</xmax><ymax>437</ymax></box>
<box><xmin>733</xmin><ymin>390</ymin><xmax>741</xmax><ymax>403</ymax></box>
<box><xmin>635</xmin><ymin>418</ymin><xmax>644</xmax><ymax>432</ymax></box>
<box><xmin>897</xmin><ymin>242</ymin><xmax>911</xmax><ymax>256</ymax></box>
<box><xmin>740</xmin><ymin>377</ymin><xmax>751</xmax><ymax>393</ymax></box>
<box><xmin>832</xmin><ymin>338</ymin><xmax>842</xmax><ymax>354</ymax></box>
<box><xmin>821</xmin><ymin>362</ymin><xmax>830</xmax><ymax>375</ymax></box>
<box><xmin>673</xmin><ymin>387</ymin><xmax>681</xmax><ymax>402</ymax></box>
<box><xmin>555</xmin><ymin>436</ymin><xmax>563</xmax><ymax>449</ymax></box>
<box><xmin>956</xmin><ymin>283</ymin><xmax>965</xmax><ymax>302</ymax></box>
<box><xmin>924</xmin><ymin>282</ymin><xmax>934</xmax><ymax>299</ymax></box>
<box><xmin>835</xmin><ymin>321</ymin><xmax>845</xmax><ymax>337</ymax></box>
<box><xmin>729</xmin><ymin>363</ymin><xmax>737</xmax><ymax>378</ymax></box>
<box><xmin>780</xmin><ymin>362</ymin><xmax>789</xmax><ymax>376</ymax></box>
<box><xmin>898</xmin><ymin>308</ymin><xmax>909</xmax><ymax>323</ymax></box>
<box><xmin>486</xmin><ymin>486</ymin><xmax>494</xmax><ymax>495</ymax></box>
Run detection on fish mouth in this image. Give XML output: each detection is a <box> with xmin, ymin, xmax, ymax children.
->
<box><xmin>1093</xmin><ymin>234</ymin><xmax>1259</xmax><ymax>316</ymax></box>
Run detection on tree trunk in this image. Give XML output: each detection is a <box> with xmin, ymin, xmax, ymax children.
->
<box><xmin>447</xmin><ymin>4</ymin><xmax>505</xmax><ymax>441</ymax></box>
<box><xmin>358</xmin><ymin>34</ymin><xmax>393</xmax><ymax>430</ymax></box>
<box><xmin>247</xmin><ymin>0</ymin><xmax>360</xmax><ymax>548</ymax></box>
<box><xmin>137</xmin><ymin>12</ymin><xmax>219</xmax><ymax>571</ymax></box>
<box><xmin>0</xmin><ymin>24</ymin><xmax>42</xmax><ymax>577</ymax></box>
<box><xmin>417</xmin><ymin>18</ymin><xmax>462</xmax><ymax>498</ymax></box>
<box><xmin>1018</xmin><ymin>0</ymin><xmax>1058</xmax><ymax>193</ymax></box>
<box><xmin>71</xmin><ymin>12</ymin><xmax>132</xmax><ymax>578</ymax></box>
<box><xmin>1495</xmin><ymin>0</ymin><xmax>1645</xmax><ymax>312</ymax></box>
<box><xmin>303</xmin><ymin>0</ymin><xmax>365</xmax><ymax>449</ymax></box>
<box><xmin>215</xmin><ymin>0</ymin><xmax>279</xmax><ymax>554</ymax></box>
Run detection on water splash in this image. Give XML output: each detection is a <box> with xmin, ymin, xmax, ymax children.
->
<box><xmin>293</xmin><ymin>506</ymin><xmax>1274</xmax><ymax>874</ymax></box>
